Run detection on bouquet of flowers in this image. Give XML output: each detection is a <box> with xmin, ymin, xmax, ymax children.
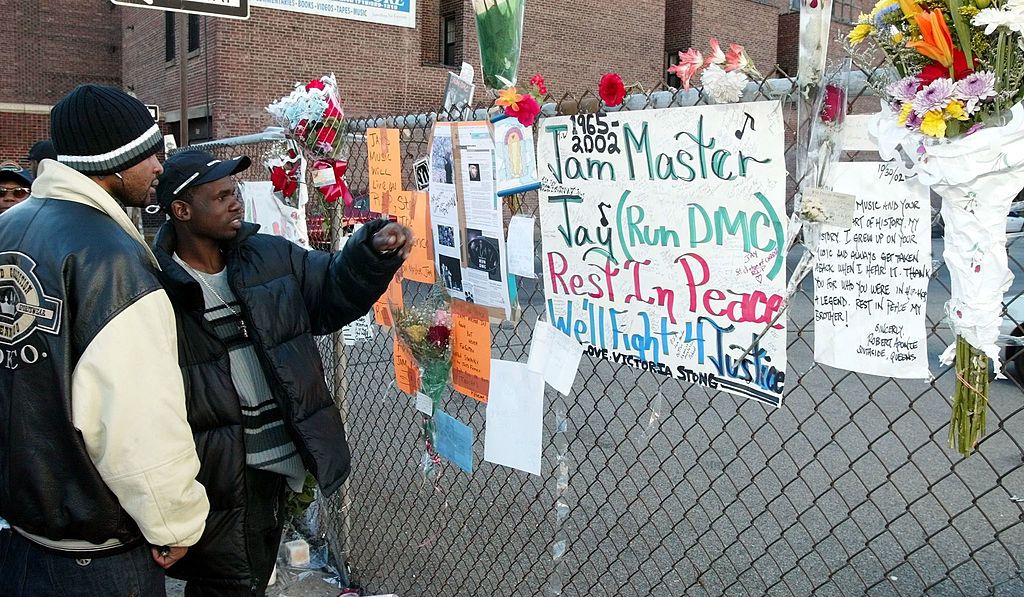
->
<box><xmin>849</xmin><ymin>0</ymin><xmax>1024</xmax><ymax>456</ymax></box>
<box><xmin>495</xmin><ymin>74</ymin><xmax>546</xmax><ymax>126</ymax></box>
<box><xmin>667</xmin><ymin>38</ymin><xmax>765</xmax><ymax>104</ymax></box>
<box><xmin>267</xmin><ymin>74</ymin><xmax>354</xmax><ymax>207</ymax></box>
<box><xmin>392</xmin><ymin>287</ymin><xmax>454</xmax><ymax>478</ymax></box>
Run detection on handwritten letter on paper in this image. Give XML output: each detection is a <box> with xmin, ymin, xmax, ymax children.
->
<box><xmin>373</xmin><ymin>275</ymin><xmax>403</xmax><ymax>327</ymax></box>
<box><xmin>813</xmin><ymin>162</ymin><xmax>931</xmax><ymax>378</ymax></box>
<box><xmin>451</xmin><ymin>300</ymin><xmax>491</xmax><ymax>402</ymax></box>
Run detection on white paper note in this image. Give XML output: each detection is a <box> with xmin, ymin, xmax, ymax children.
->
<box><xmin>527</xmin><ymin>319</ymin><xmax>584</xmax><ymax>396</ymax></box>
<box><xmin>506</xmin><ymin>215</ymin><xmax>536</xmax><ymax>278</ymax></box>
<box><xmin>415</xmin><ymin>392</ymin><xmax>433</xmax><ymax>416</ymax></box>
<box><xmin>485</xmin><ymin>360</ymin><xmax>544</xmax><ymax>475</ymax></box>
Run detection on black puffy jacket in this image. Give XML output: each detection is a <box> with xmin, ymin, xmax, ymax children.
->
<box><xmin>152</xmin><ymin>219</ymin><xmax>401</xmax><ymax>588</ymax></box>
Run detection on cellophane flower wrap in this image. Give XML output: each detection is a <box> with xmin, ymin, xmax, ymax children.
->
<box><xmin>393</xmin><ymin>285</ymin><xmax>454</xmax><ymax>478</ymax></box>
<box><xmin>267</xmin><ymin>74</ymin><xmax>355</xmax><ymax>207</ymax></box>
<box><xmin>473</xmin><ymin>0</ymin><xmax>526</xmax><ymax>89</ymax></box>
<box><xmin>850</xmin><ymin>0</ymin><xmax>1024</xmax><ymax>455</ymax></box>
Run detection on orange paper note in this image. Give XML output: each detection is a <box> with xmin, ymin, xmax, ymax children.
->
<box><xmin>367</xmin><ymin>128</ymin><xmax>402</xmax><ymax>214</ymax></box>
<box><xmin>373</xmin><ymin>275</ymin><xmax>403</xmax><ymax>327</ymax></box>
<box><xmin>393</xmin><ymin>337</ymin><xmax>421</xmax><ymax>395</ymax></box>
<box><xmin>397</xmin><ymin>191</ymin><xmax>435</xmax><ymax>284</ymax></box>
<box><xmin>451</xmin><ymin>300</ymin><xmax>491</xmax><ymax>402</ymax></box>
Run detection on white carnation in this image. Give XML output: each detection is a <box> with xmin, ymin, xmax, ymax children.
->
<box><xmin>700</xmin><ymin>64</ymin><xmax>749</xmax><ymax>104</ymax></box>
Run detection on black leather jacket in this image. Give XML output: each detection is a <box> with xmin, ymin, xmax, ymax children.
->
<box><xmin>0</xmin><ymin>201</ymin><xmax>165</xmax><ymax>548</ymax></box>
<box><xmin>153</xmin><ymin>219</ymin><xmax>401</xmax><ymax>587</ymax></box>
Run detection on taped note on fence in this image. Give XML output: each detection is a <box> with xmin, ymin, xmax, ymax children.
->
<box><xmin>536</xmin><ymin>102</ymin><xmax>788</xmax><ymax>407</ymax></box>
<box><xmin>813</xmin><ymin>161</ymin><xmax>931</xmax><ymax>379</ymax></box>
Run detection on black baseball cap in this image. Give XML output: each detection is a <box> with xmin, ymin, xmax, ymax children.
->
<box><xmin>156</xmin><ymin>149</ymin><xmax>251</xmax><ymax>209</ymax></box>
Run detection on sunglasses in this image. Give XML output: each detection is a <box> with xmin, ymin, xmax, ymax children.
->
<box><xmin>0</xmin><ymin>188</ymin><xmax>30</xmax><ymax>200</ymax></box>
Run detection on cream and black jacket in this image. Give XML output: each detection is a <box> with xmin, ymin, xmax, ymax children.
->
<box><xmin>0</xmin><ymin>160</ymin><xmax>209</xmax><ymax>555</ymax></box>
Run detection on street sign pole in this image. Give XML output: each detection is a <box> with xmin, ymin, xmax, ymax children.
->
<box><xmin>179</xmin><ymin>11</ymin><xmax>188</xmax><ymax>148</ymax></box>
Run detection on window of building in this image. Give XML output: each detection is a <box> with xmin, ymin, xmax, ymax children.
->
<box><xmin>440</xmin><ymin>16</ymin><xmax>458</xmax><ymax>67</ymax></box>
<box><xmin>188</xmin><ymin>14</ymin><xmax>200</xmax><ymax>53</ymax></box>
<box><xmin>666</xmin><ymin>50</ymin><xmax>682</xmax><ymax>88</ymax></box>
<box><xmin>834</xmin><ymin>0</ymin><xmax>856</xmax><ymax>22</ymax></box>
<box><xmin>164</xmin><ymin>12</ymin><xmax>175</xmax><ymax>61</ymax></box>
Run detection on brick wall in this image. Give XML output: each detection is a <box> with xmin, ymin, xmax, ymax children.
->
<box><xmin>2</xmin><ymin>0</ymin><xmax>120</xmax><ymax>167</ymax></box>
<box><xmin>689</xmin><ymin>0</ymin><xmax>782</xmax><ymax>73</ymax></box>
<box><xmin>2</xmin><ymin>0</ymin><xmax>121</xmax><ymax>105</ymax></box>
<box><xmin>0</xmin><ymin>112</ymin><xmax>49</xmax><ymax>168</ymax></box>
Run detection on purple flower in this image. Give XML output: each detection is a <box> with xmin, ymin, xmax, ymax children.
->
<box><xmin>905</xmin><ymin>110</ymin><xmax>924</xmax><ymax>129</ymax></box>
<box><xmin>913</xmin><ymin>78</ymin><xmax>955</xmax><ymax>115</ymax></box>
<box><xmin>887</xmin><ymin>76</ymin><xmax>921</xmax><ymax>102</ymax></box>
<box><xmin>965</xmin><ymin>122</ymin><xmax>986</xmax><ymax>136</ymax></box>
<box><xmin>954</xmin><ymin>71</ymin><xmax>996</xmax><ymax>112</ymax></box>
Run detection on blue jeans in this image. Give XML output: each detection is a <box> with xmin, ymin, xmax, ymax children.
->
<box><xmin>0</xmin><ymin>530</ymin><xmax>166</xmax><ymax>596</ymax></box>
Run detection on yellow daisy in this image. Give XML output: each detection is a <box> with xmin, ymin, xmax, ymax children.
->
<box><xmin>920</xmin><ymin>110</ymin><xmax>947</xmax><ymax>138</ymax></box>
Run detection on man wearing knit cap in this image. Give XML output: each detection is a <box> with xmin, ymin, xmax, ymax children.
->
<box><xmin>0</xmin><ymin>84</ymin><xmax>209</xmax><ymax>595</ymax></box>
<box><xmin>27</xmin><ymin>139</ymin><xmax>58</xmax><ymax>178</ymax></box>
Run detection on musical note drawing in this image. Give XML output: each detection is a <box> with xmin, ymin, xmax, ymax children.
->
<box><xmin>735</xmin><ymin>112</ymin><xmax>755</xmax><ymax>139</ymax></box>
<box><xmin>598</xmin><ymin>202</ymin><xmax>612</xmax><ymax>226</ymax></box>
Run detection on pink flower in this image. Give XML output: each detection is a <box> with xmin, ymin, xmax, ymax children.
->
<box><xmin>599</xmin><ymin>73</ymin><xmax>626</xmax><ymax>107</ymax></box>
<box><xmin>706</xmin><ymin>38</ymin><xmax>726</xmax><ymax>66</ymax></box>
<box><xmin>530</xmin><ymin>74</ymin><xmax>547</xmax><ymax>96</ymax></box>
<box><xmin>668</xmin><ymin>48</ymin><xmax>705</xmax><ymax>90</ymax></box>
<box><xmin>506</xmin><ymin>94</ymin><xmax>541</xmax><ymax>126</ymax></box>
<box><xmin>724</xmin><ymin>43</ymin><xmax>751</xmax><ymax>73</ymax></box>
<box><xmin>305</xmin><ymin>79</ymin><xmax>326</xmax><ymax>91</ymax></box>
<box><xmin>433</xmin><ymin>309</ymin><xmax>452</xmax><ymax>327</ymax></box>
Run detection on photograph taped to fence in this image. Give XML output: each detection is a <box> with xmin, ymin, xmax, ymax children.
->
<box><xmin>537</xmin><ymin>101</ymin><xmax>788</xmax><ymax>406</ymax></box>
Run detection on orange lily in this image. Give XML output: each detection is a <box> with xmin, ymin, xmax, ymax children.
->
<box><xmin>908</xmin><ymin>9</ymin><xmax>955</xmax><ymax>68</ymax></box>
<box><xmin>496</xmin><ymin>87</ymin><xmax>524</xmax><ymax>111</ymax></box>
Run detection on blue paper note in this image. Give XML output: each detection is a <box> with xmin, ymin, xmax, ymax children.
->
<box><xmin>434</xmin><ymin>410</ymin><xmax>473</xmax><ymax>473</ymax></box>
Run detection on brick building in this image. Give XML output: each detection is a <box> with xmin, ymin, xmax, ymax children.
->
<box><xmin>2</xmin><ymin>0</ymin><xmax>122</xmax><ymax>165</ymax></box>
<box><xmin>5</xmin><ymin>0</ymin><xmax>871</xmax><ymax>160</ymax></box>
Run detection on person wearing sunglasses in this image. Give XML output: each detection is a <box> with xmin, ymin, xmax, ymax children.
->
<box><xmin>0</xmin><ymin>162</ymin><xmax>32</xmax><ymax>214</ymax></box>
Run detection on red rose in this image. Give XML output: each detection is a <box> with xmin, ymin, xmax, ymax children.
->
<box><xmin>314</xmin><ymin>123</ymin><xmax>338</xmax><ymax>148</ymax></box>
<box><xmin>599</xmin><ymin>73</ymin><xmax>626</xmax><ymax>107</ymax></box>
<box><xmin>820</xmin><ymin>84</ymin><xmax>845</xmax><ymax>124</ymax></box>
<box><xmin>427</xmin><ymin>325</ymin><xmax>450</xmax><ymax>350</ymax></box>
<box><xmin>305</xmin><ymin>79</ymin><xmax>326</xmax><ymax>91</ymax></box>
<box><xmin>270</xmin><ymin>166</ymin><xmax>298</xmax><ymax>199</ymax></box>
<box><xmin>919</xmin><ymin>49</ymin><xmax>974</xmax><ymax>86</ymax></box>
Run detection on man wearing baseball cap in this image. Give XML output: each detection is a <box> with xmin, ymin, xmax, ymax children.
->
<box><xmin>152</xmin><ymin>149</ymin><xmax>411</xmax><ymax>595</ymax></box>
<box><xmin>0</xmin><ymin>162</ymin><xmax>33</xmax><ymax>214</ymax></box>
<box><xmin>0</xmin><ymin>85</ymin><xmax>209</xmax><ymax>595</ymax></box>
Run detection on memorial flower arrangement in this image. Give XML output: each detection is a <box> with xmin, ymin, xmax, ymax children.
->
<box><xmin>495</xmin><ymin>74</ymin><xmax>546</xmax><ymax>126</ymax></box>
<box><xmin>849</xmin><ymin>0</ymin><xmax>1024</xmax><ymax>455</ymax></box>
<box><xmin>666</xmin><ymin>39</ymin><xmax>765</xmax><ymax>103</ymax></box>
<box><xmin>393</xmin><ymin>287</ymin><xmax>454</xmax><ymax>478</ymax></box>
<box><xmin>266</xmin><ymin>74</ymin><xmax>355</xmax><ymax>207</ymax></box>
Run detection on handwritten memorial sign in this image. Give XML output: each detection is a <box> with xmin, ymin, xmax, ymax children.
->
<box><xmin>814</xmin><ymin>162</ymin><xmax>931</xmax><ymax>378</ymax></box>
<box><xmin>536</xmin><ymin>102</ymin><xmax>788</xmax><ymax>406</ymax></box>
<box><xmin>368</xmin><ymin>128</ymin><xmax>402</xmax><ymax>213</ymax></box>
<box><xmin>451</xmin><ymin>299</ymin><xmax>491</xmax><ymax>402</ymax></box>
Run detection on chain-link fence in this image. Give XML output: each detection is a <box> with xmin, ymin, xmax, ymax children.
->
<box><xmin>182</xmin><ymin>64</ymin><xmax>1024</xmax><ymax>596</ymax></box>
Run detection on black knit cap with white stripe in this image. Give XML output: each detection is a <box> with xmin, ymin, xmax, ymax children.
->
<box><xmin>50</xmin><ymin>84</ymin><xmax>164</xmax><ymax>176</ymax></box>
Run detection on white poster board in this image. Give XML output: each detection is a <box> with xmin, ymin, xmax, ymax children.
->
<box><xmin>240</xmin><ymin>180</ymin><xmax>310</xmax><ymax>249</ymax></box>
<box><xmin>536</xmin><ymin>102</ymin><xmax>788</xmax><ymax>407</ymax></box>
<box><xmin>813</xmin><ymin>161</ymin><xmax>932</xmax><ymax>378</ymax></box>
